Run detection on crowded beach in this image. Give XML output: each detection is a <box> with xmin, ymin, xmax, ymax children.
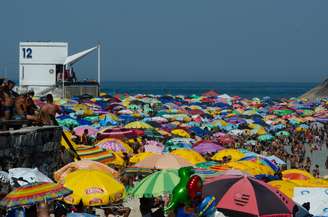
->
<box><xmin>0</xmin><ymin>79</ymin><xmax>328</xmax><ymax>217</ymax></box>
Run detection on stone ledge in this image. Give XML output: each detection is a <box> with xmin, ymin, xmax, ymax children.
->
<box><xmin>0</xmin><ymin>126</ymin><xmax>63</xmax><ymax>177</ymax></box>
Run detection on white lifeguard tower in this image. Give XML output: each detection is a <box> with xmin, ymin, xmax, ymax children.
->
<box><xmin>19</xmin><ymin>42</ymin><xmax>101</xmax><ymax>97</ymax></box>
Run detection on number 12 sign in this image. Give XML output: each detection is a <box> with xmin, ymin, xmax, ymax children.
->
<box><xmin>22</xmin><ymin>48</ymin><xmax>32</xmax><ymax>59</ymax></box>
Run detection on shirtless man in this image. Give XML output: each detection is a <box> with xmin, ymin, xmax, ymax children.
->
<box><xmin>15</xmin><ymin>94</ymin><xmax>28</xmax><ymax>119</ymax></box>
<box><xmin>41</xmin><ymin>94</ymin><xmax>61</xmax><ymax>125</ymax></box>
<box><xmin>0</xmin><ymin>83</ymin><xmax>15</xmax><ymax>120</ymax></box>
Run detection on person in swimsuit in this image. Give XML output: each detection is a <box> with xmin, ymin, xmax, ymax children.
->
<box><xmin>0</xmin><ymin>83</ymin><xmax>15</xmax><ymax>120</ymax></box>
<box><xmin>41</xmin><ymin>94</ymin><xmax>62</xmax><ymax>125</ymax></box>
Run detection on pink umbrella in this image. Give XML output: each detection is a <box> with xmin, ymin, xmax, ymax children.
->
<box><xmin>193</xmin><ymin>140</ymin><xmax>224</xmax><ymax>154</ymax></box>
<box><xmin>144</xmin><ymin>141</ymin><xmax>164</xmax><ymax>153</ymax></box>
<box><xmin>96</xmin><ymin>139</ymin><xmax>130</xmax><ymax>153</ymax></box>
<box><xmin>134</xmin><ymin>154</ymin><xmax>193</xmax><ymax>169</ymax></box>
<box><xmin>74</xmin><ymin>125</ymin><xmax>98</xmax><ymax>137</ymax></box>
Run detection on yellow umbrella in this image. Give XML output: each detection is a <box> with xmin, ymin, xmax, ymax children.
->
<box><xmin>224</xmin><ymin>162</ymin><xmax>255</xmax><ymax>174</ymax></box>
<box><xmin>268</xmin><ymin>180</ymin><xmax>298</xmax><ymax>198</ymax></box>
<box><xmin>237</xmin><ymin>161</ymin><xmax>274</xmax><ymax>175</ymax></box>
<box><xmin>129</xmin><ymin>152</ymin><xmax>158</xmax><ymax>164</ymax></box>
<box><xmin>61</xmin><ymin>131</ymin><xmax>78</xmax><ymax>151</ymax></box>
<box><xmin>224</xmin><ymin>161</ymin><xmax>273</xmax><ymax>176</ymax></box>
<box><xmin>211</xmin><ymin>149</ymin><xmax>245</xmax><ymax>162</ymax></box>
<box><xmin>124</xmin><ymin>121</ymin><xmax>153</xmax><ymax>129</ymax></box>
<box><xmin>156</xmin><ymin>129</ymin><xmax>172</xmax><ymax>137</ymax></box>
<box><xmin>289</xmin><ymin>179</ymin><xmax>328</xmax><ymax>187</ymax></box>
<box><xmin>171</xmin><ymin>149</ymin><xmax>206</xmax><ymax>165</ymax></box>
<box><xmin>251</xmin><ymin>127</ymin><xmax>267</xmax><ymax>135</ymax></box>
<box><xmin>109</xmin><ymin>152</ymin><xmax>125</xmax><ymax>166</ymax></box>
<box><xmin>73</xmin><ymin>104</ymin><xmax>93</xmax><ymax>116</ymax></box>
<box><xmin>211</xmin><ymin>119</ymin><xmax>228</xmax><ymax>127</ymax></box>
<box><xmin>63</xmin><ymin>170</ymin><xmax>125</xmax><ymax>206</ymax></box>
<box><xmin>171</xmin><ymin>129</ymin><xmax>190</xmax><ymax>138</ymax></box>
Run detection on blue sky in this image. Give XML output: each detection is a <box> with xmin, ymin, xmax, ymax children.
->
<box><xmin>0</xmin><ymin>0</ymin><xmax>327</xmax><ymax>82</ymax></box>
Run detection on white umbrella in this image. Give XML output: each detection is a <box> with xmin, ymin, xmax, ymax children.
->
<box><xmin>293</xmin><ymin>187</ymin><xmax>328</xmax><ymax>217</ymax></box>
<box><xmin>8</xmin><ymin>168</ymin><xmax>53</xmax><ymax>186</ymax></box>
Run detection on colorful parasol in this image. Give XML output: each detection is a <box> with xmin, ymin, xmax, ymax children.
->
<box><xmin>0</xmin><ymin>182</ymin><xmax>72</xmax><ymax>208</ymax></box>
<box><xmin>63</xmin><ymin>170</ymin><xmax>125</xmax><ymax>206</ymax></box>
<box><xmin>203</xmin><ymin>175</ymin><xmax>295</xmax><ymax>217</ymax></box>
<box><xmin>130</xmin><ymin>169</ymin><xmax>180</xmax><ymax>198</ymax></box>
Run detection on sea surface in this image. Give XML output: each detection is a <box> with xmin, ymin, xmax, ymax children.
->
<box><xmin>101</xmin><ymin>81</ymin><xmax>318</xmax><ymax>99</ymax></box>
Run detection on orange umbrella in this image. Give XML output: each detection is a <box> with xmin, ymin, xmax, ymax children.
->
<box><xmin>54</xmin><ymin>160</ymin><xmax>119</xmax><ymax>182</ymax></box>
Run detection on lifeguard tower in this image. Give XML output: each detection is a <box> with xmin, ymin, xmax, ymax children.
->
<box><xmin>19</xmin><ymin>42</ymin><xmax>101</xmax><ymax>97</ymax></box>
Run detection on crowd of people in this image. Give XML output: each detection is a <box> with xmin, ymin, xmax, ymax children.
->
<box><xmin>0</xmin><ymin>79</ymin><xmax>61</xmax><ymax>129</ymax></box>
<box><xmin>1</xmin><ymin>83</ymin><xmax>328</xmax><ymax>216</ymax></box>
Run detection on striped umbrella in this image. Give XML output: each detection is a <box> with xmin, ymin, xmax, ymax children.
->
<box><xmin>76</xmin><ymin>145</ymin><xmax>124</xmax><ymax>166</ymax></box>
<box><xmin>130</xmin><ymin>169</ymin><xmax>180</xmax><ymax>198</ymax></box>
<box><xmin>0</xmin><ymin>182</ymin><xmax>72</xmax><ymax>208</ymax></box>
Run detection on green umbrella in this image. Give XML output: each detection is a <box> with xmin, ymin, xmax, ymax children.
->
<box><xmin>130</xmin><ymin>169</ymin><xmax>180</xmax><ymax>198</ymax></box>
<box><xmin>276</xmin><ymin>131</ymin><xmax>290</xmax><ymax>137</ymax></box>
<box><xmin>258</xmin><ymin>134</ymin><xmax>274</xmax><ymax>141</ymax></box>
<box><xmin>273</xmin><ymin>109</ymin><xmax>294</xmax><ymax>116</ymax></box>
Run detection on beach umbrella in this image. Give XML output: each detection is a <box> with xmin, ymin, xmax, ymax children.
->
<box><xmin>225</xmin><ymin>161</ymin><xmax>274</xmax><ymax>176</ymax></box>
<box><xmin>273</xmin><ymin>109</ymin><xmax>294</xmax><ymax>116</ymax></box>
<box><xmin>57</xmin><ymin>118</ymin><xmax>79</xmax><ymax>128</ymax></box>
<box><xmin>165</xmin><ymin>138</ymin><xmax>195</xmax><ymax>146</ymax></box>
<box><xmin>133</xmin><ymin>154</ymin><xmax>193</xmax><ymax>169</ymax></box>
<box><xmin>257</xmin><ymin>134</ymin><xmax>274</xmax><ymax>141</ymax></box>
<box><xmin>293</xmin><ymin>187</ymin><xmax>328</xmax><ymax>217</ymax></box>
<box><xmin>289</xmin><ymin>179</ymin><xmax>328</xmax><ymax>188</ymax></box>
<box><xmin>296</xmin><ymin>124</ymin><xmax>309</xmax><ymax>132</ymax></box>
<box><xmin>193</xmin><ymin>141</ymin><xmax>224</xmax><ymax>154</ymax></box>
<box><xmin>130</xmin><ymin>169</ymin><xmax>180</xmax><ymax>198</ymax></box>
<box><xmin>124</xmin><ymin>121</ymin><xmax>153</xmax><ymax>129</ymax></box>
<box><xmin>282</xmin><ymin>169</ymin><xmax>314</xmax><ymax>181</ymax></box>
<box><xmin>217</xmin><ymin>135</ymin><xmax>235</xmax><ymax>145</ymax></box>
<box><xmin>251</xmin><ymin>127</ymin><xmax>267</xmax><ymax>135</ymax></box>
<box><xmin>144</xmin><ymin>141</ymin><xmax>164</xmax><ymax>153</ymax></box>
<box><xmin>8</xmin><ymin>168</ymin><xmax>53</xmax><ymax>187</ymax></box>
<box><xmin>129</xmin><ymin>152</ymin><xmax>158</xmax><ymax>164</ymax></box>
<box><xmin>96</xmin><ymin>138</ymin><xmax>133</xmax><ymax>153</ymax></box>
<box><xmin>76</xmin><ymin>145</ymin><xmax>124</xmax><ymax>166</ymax></box>
<box><xmin>268</xmin><ymin>180</ymin><xmax>299</xmax><ymax>198</ymax></box>
<box><xmin>63</xmin><ymin>170</ymin><xmax>125</xmax><ymax>206</ymax></box>
<box><xmin>53</xmin><ymin>160</ymin><xmax>119</xmax><ymax>182</ymax></box>
<box><xmin>238</xmin><ymin>155</ymin><xmax>280</xmax><ymax>172</ymax></box>
<box><xmin>171</xmin><ymin>149</ymin><xmax>206</xmax><ymax>165</ymax></box>
<box><xmin>266</xmin><ymin>155</ymin><xmax>286</xmax><ymax>165</ymax></box>
<box><xmin>0</xmin><ymin>182</ymin><xmax>72</xmax><ymax>209</ymax></box>
<box><xmin>73</xmin><ymin>126</ymin><xmax>98</xmax><ymax>137</ymax></box>
<box><xmin>276</xmin><ymin>130</ymin><xmax>290</xmax><ymax>137</ymax></box>
<box><xmin>171</xmin><ymin>129</ymin><xmax>190</xmax><ymax>138</ymax></box>
<box><xmin>203</xmin><ymin>175</ymin><xmax>295</xmax><ymax>217</ymax></box>
<box><xmin>211</xmin><ymin>149</ymin><xmax>245</xmax><ymax>162</ymax></box>
<box><xmin>244</xmin><ymin>140</ymin><xmax>257</xmax><ymax>146</ymax></box>
<box><xmin>163</xmin><ymin>142</ymin><xmax>192</xmax><ymax>152</ymax></box>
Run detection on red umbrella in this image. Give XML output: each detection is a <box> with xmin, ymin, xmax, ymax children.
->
<box><xmin>203</xmin><ymin>90</ymin><xmax>219</xmax><ymax>97</ymax></box>
<box><xmin>217</xmin><ymin>135</ymin><xmax>235</xmax><ymax>145</ymax></box>
<box><xmin>203</xmin><ymin>175</ymin><xmax>295</xmax><ymax>217</ymax></box>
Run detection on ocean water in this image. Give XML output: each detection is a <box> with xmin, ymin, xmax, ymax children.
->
<box><xmin>101</xmin><ymin>81</ymin><xmax>317</xmax><ymax>99</ymax></box>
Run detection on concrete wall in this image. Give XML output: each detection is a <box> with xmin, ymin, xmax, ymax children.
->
<box><xmin>0</xmin><ymin>126</ymin><xmax>63</xmax><ymax>177</ymax></box>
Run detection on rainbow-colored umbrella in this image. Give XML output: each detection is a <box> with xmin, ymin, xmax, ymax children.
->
<box><xmin>0</xmin><ymin>182</ymin><xmax>72</xmax><ymax>208</ymax></box>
